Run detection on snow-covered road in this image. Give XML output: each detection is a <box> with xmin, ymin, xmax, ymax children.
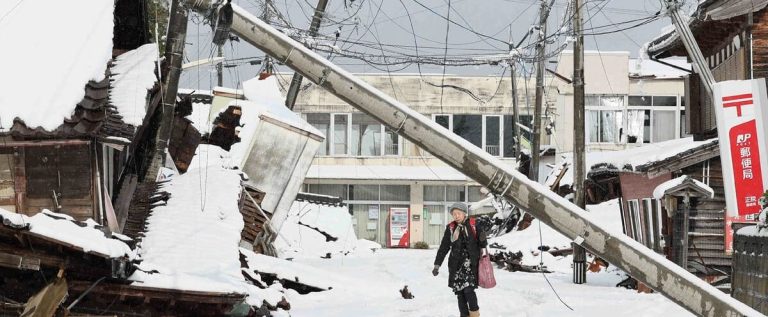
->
<box><xmin>284</xmin><ymin>248</ymin><xmax>693</xmax><ymax>317</ymax></box>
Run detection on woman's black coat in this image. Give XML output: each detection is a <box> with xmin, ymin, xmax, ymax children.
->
<box><xmin>433</xmin><ymin>218</ymin><xmax>487</xmax><ymax>288</ymax></box>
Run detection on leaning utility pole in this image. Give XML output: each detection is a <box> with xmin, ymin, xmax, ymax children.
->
<box><xmin>510</xmin><ymin>62</ymin><xmax>522</xmax><ymax>159</ymax></box>
<box><xmin>530</xmin><ymin>0</ymin><xmax>551</xmax><ymax>181</ymax></box>
<box><xmin>285</xmin><ymin>0</ymin><xmax>330</xmax><ymax>110</ymax></box>
<box><xmin>571</xmin><ymin>0</ymin><xmax>587</xmax><ymax>285</ymax></box>
<box><xmin>146</xmin><ymin>0</ymin><xmax>188</xmax><ymax>180</ymax></box>
<box><xmin>184</xmin><ymin>2</ymin><xmax>763</xmax><ymax>315</ymax></box>
<box><xmin>663</xmin><ymin>0</ymin><xmax>715</xmax><ymax>95</ymax></box>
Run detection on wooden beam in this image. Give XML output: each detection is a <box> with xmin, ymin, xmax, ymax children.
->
<box><xmin>13</xmin><ymin>148</ymin><xmax>25</xmax><ymax>213</ymax></box>
<box><xmin>0</xmin><ymin>140</ymin><xmax>90</xmax><ymax>148</ymax></box>
<box><xmin>0</xmin><ymin>252</ymin><xmax>40</xmax><ymax>270</ymax></box>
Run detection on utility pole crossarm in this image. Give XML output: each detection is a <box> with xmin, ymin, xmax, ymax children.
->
<box><xmin>185</xmin><ymin>2</ymin><xmax>763</xmax><ymax>315</ymax></box>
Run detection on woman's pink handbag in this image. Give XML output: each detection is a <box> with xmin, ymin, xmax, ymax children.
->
<box><xmin>478</xmin><ymin>248</ymin><xmax>496</xmax><ymax>288</ymax></box>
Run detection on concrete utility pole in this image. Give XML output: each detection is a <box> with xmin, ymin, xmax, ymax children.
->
<box><xmin>285</xmin><ymin>0</ymin><xmax>330</xmax><ymax>110</ymax></box>
<box><xmin>530</xmin><ymin>0</ymin><xmax>552</xmax><ymax>181</ymax></box>
<box><xmin>184</xmin><ymin>2</ymin><xmax>762</xmax><ymax>315</ymax></box>
<box><xmin>510</xmin><ymin>62</ymin><xmax>522</xmax><ymax>159</ymax></box>
<box><xmin>571</xmin><ymin>0</ymin><xmax>587</xmax><ymax>285</ymax></box>
<box><xmin>147</xmin><ymin>0</ymin><xmax>188</xmax><ymax>180</ymax></box>
<box><xmin>663</xmin><ymin>0</ymin><xmax>715</xmax><ymax>96</ymax></box>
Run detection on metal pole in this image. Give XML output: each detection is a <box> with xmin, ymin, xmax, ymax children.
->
<box><xmin>572</xmin><ymin>0</ymin><xmax>587</xmax><ymax>285</ymax></box>
<box><xmin>663</xmin><ymin>0</ymin><xmax>715</xmax><ymax>96</ymax></box>
<box><xmin>147</xmin><ymin>0</ymin><xmax>188</xmax><ymax>180</ymax></box>
<box><xmin>285</xmin><ymin>0</ymin><xmax>330</xmax><ymax>110</ymax></box>
<box><xmin>185</xmin><ymin>2</ymin><xmax>763</xmax><ymax>315</ymax></box>
<box><xmin>531</xmin><ymin>0</ymin><xmax>551</xmax><ymax>181</ymax></box>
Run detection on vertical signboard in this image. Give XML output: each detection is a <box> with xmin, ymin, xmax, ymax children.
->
<box><xmin>713</xmin><ymin>79</ymin><xmax>768</xmax><ymax>253</ymax></box>
<box><xmin>388</xmin><ymin>207</ymin><xmax>410</xmax><ymax>248</ymax></box>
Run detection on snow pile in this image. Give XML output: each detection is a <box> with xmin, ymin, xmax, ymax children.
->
<box><xmin>110</xmin><ymin>43</ymin><xmax>159</xmax><ymax>126</ymax></box>
<box><xmin>489</xmin><ymin>199</ymin><xmax>623</xmax><ymax>271</ymax></box>
<box><xmin>190</xmin><ymin>101</ymin><xmax>213</xmax><ymax>135</ymax></box>
<box><xmin>652</xmin><ymin>175</ymin><xmax>714</xmax><ymax>199</ymax></box>
<box><xmin>0</xmin><ymin>0</ymin><xmax>113</xmax><ymax>131</ymax></box>
<box><xmin>0</xmin><ymin>208</ymin><xmax>134</xmax><ymax>258</ymax></box>
<box><xmin>555</xmin><ymin>137</ymin><xmax>717</xmax><ymax>186</ymax></box>
<box><xmin>275</xmin><ymin>200</ymin><xmax>381</xmax><ymax>259</ymax></box>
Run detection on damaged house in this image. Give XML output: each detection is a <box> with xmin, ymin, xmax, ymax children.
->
<box><xmin>0</xmin><ymin>0</ymin><xmax>326</xmax><ymax>315</ymax></box>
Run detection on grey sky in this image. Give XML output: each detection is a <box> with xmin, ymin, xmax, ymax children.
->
<box><xmin>179</xmin><ymin>0</ymin><xmax>693</xmax><ymax>90</ymax></box>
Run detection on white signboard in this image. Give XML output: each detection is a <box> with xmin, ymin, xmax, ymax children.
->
<box><xmin>713</xmin><ymin>79</ymin><xmax>768</xmax><ymax>252</ymax></box>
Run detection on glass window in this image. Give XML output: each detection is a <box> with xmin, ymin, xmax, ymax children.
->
<box><xmin>519</xmin><ymin>115</ymin><xmax>533</xmax><ymax>142</ymax></box>
<box><xmin>333</xmin><ymin>114</ymin><xmax>349</xmax><ymax>155</ymax></box>
<box><xmin>484</xmin><ymin>116</ymin><xmax>501</xmax><ymax>156</ymax></box>
<box><xmin>653</xmin><ymin>111</ymin><xmax>676</xmax><ymax>142</ymax></box>
<box><xmin>435</xmin><ymin>115</ymin><xmax>451</xmax><ymax>130</ymax></box>
<box><xmin>502</xmin><ymin>115</ymin><xmax>516</xmax><ymax>158</ymax></box>
<box><xmin>446</xmin><ymin>185</ymin><xmax>466</xmax><ymax>202</ymax></box>
<box><xmin>653</xmin><ymin>96</ymin><xmax>677</xmax><ymax>107</ymax></box>
<box><xmin>600</xmin><ymin>110</ymin><xmax>623</xmax><ymax>143</ymax></box>
<box><xmin>306</xmin><ymin>113</ymin><xmax>330</xmax><ymax>155</ymax></box>
<box><xmin>424</xmin><ymin>185</ymin><xmax>446</xmax><ymax>202</ymax></box>
<box><xmin>628</xmin><ymin>96</ymin><xmax>651</xmax><ymax>107</ymax></box>
<box><xmin>349</xmin><ymin>184</ymin><xmax>379</xmax><ymax>201</ymax></box>
<box><xmin>680</xmin><ymin>110</ymin><xmax>688</xmax><ymax>137</ymax></box>
<box><xmin>384</xmin><ymin>127</ymin><xmax>399</xmax><ymax>155</ymax></box>
<box><xmin>453</xmin><ymin>115</ymin><xmax>482</xmax><ymax>148</ymax></box>
<box><xmin>625</xmin><ymin>110</ymin><xmax>646</xmax><ymax>144</ymax></box>
<box><xmin>351</xmin><ymin>113</ymin><xmax>381</xmax><ymax>156</ymax></box>
<box><xmin>586</xmin><ymin>110</ymin><xmax>600</xmax><ymax>143</ymax></box>
<box><xmin>305</xmin><ymin>184</ymin><xmax>348</xmax><ymax>200</ymax></box>
<box><xmin>467</xmin><ymin>185</ymin><xmax>485</xmax><ymax>202</ymax></box>
<box><xmin>380</xmin><ymin>185</ymin><xmax>410</xmax><ymax>201</ymax></box>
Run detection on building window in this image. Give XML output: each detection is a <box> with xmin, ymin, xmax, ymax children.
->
<box><xmin>305</xmin><ymin>183</ymin><xmax>348</xmax><ymax>200</ymax></box>
<box><xmin>384</xmin><ymin>127</ymin><xmax>400</xmax><ymax>155</ymax></box>
<box><xmin>351</xmin><ymin>113</ymin><xmax>381</xmax><ymax>156</ymax></box>
<box><xmin>452</xmin><ymin>115</ymin><xmax>482</xmax><ymax>148</ymax></box>
<box><xmin>586</xmin><ymin>95</ymin><xmax>625</xmax><ymax>144</ymax></box>
<box><xmin>483</xmin><ymin>115</ymin><xmax>501</xmax><ymax>156</ymax></box>
<box><xmin>434</xmin><ymin>114</ymin><xmax>452</xmax><ymax>130</ymax></box>
<box><xmin>306</xmin><ymin>113</ymin><xmax>330</xmax><ymax>155</ymax></box>
<box><xmin>627</xmin><ymin>95</ymin><xmax>682</xmax><ymax>143</ymax></box>
<box><xmin>333</xmin><ymin>113</ymin><xmax>349</xmax><ymax>155</ymax></box>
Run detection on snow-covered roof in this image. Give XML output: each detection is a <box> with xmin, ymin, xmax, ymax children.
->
<box><xmin>131</xmin><ymin>145</ymin><xmax>249</xmax><ymax>293</ymax></box>
<box><xmin>628</xmin><ymin>58</ymin><xmax>690</xmax><ymax>79</ymax></box>
<box><xmin>305</xmin><ymin>164</ymin><xmax>468</xmax><ymax>181</ymax></box>
<box><xmin>652</xmin><ymin>175</ymin><xmax>715</xmax><ymax>199</ymax></box>
<box><xmin>0</xmin><ymin>208</ymin><xmax>134</xmax><ymax>259</ymax></box>
<box><xmin>275</xmin><ymin>200</ymin><xmax>358</xmax><ymax>259</ymax></box>
<box><xmin>110</xmin><ymin>43</ymin><xmax>159</xmax><ymax>127</ymax></box>
<box><xmin>0</xmin><ymin>0</ymin><xmax>114</xmax><ymax>131</ymax></box>
<box><xmin>241</xmin><ymin>76</ymin><xmax>323</xmax><ymax>137</ymax></box>
<box><xmin>553</xmin><ymin>137</ymin><xmax>718</xmax><ymax>186</ymax></box>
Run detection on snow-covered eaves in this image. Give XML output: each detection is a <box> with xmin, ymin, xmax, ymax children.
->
<box><xmin>0</xmin><ymin>0</ymin><xmax>114</xmax><ymax>132</ymax></box>
<box><xmin>305</xmin><ymin>164</ymin><xmax>468</xmax><ymax>181</ymax></box>
<box><xmin>0</xmin><ymin>208</ymin><xmax>134</xmax><ymax>259</ymax></box>
<box><xmin>652</xmin><ymin>175</ymin><xmax>715</xmax><ymax>199</ymax></box>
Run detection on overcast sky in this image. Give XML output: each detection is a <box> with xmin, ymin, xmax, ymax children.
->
<box><xmin>179</xmin><ymin>0</ymin><xmax>696</xmax><ymax>90</ymax></box>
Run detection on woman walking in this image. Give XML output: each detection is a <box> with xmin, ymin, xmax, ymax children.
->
<box><xmin>432</xmin><ymin>202</ymin><xmax>487</xmax><ymax>317</ymax></box>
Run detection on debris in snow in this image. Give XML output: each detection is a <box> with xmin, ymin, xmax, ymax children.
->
<box><xmin>399</xmin><ymin>285</ymin><xmax>414</xmax><ymax>299</ymax></box>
